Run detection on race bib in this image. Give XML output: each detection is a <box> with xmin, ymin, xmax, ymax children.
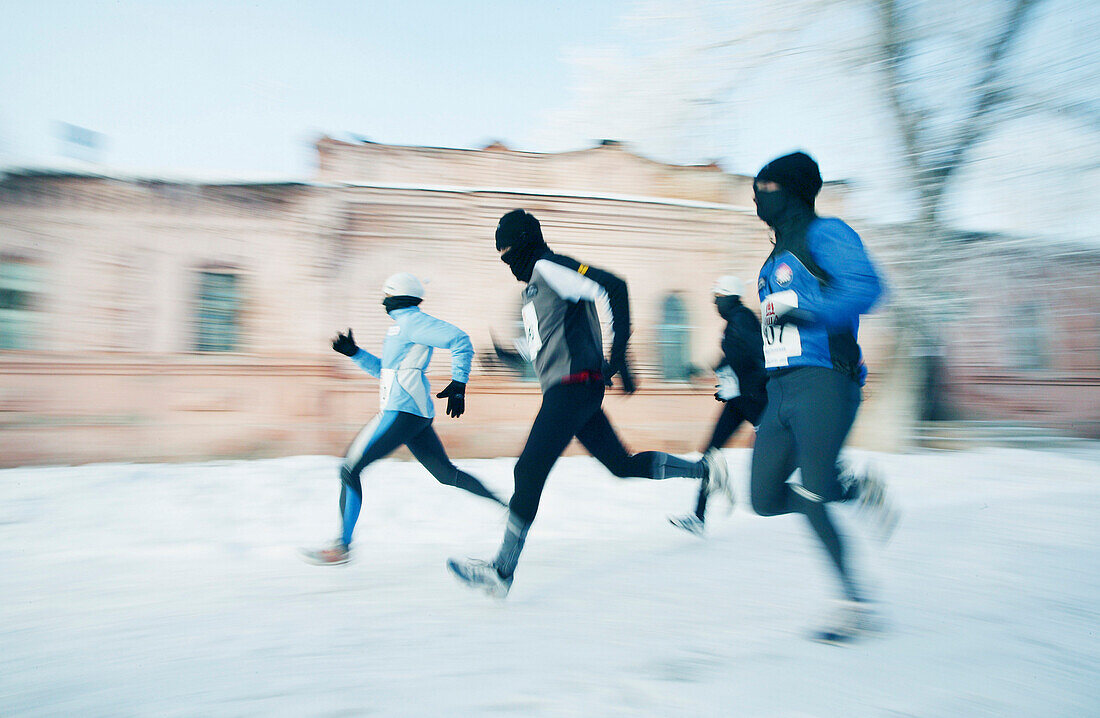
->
<box><xmin>521</xmin><ymin>301</ymin><xmax>543</xmax><ymax>357</ymax></box>
<box><xmin>761</xmin><ymin>291</ymin><xmax>802</xmax><ymax>368</ymax></box>
<box><xmin>379</xmin><ymin>368</ymin><xmax>395</xmax><ymax>408</ymax></box>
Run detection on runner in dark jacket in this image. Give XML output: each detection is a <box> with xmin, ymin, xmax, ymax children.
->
<box><xmin>669</xmin><ymin>275</ymin><xmax>767</xmax><ymax>535</ymax></box>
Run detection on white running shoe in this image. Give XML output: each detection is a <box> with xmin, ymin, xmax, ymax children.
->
<box><xmin>811</xmin><ymin>600</ymin><xmax>883</xmax><ymax>645</ymax></box>
<box><xmin>668</xmin><ymin>514</ymin><xmax>706</xmax><ymax>536</ymax></box>
<box><xmin>447</xmin><ymin>557</ymin><xmax>513</xmax><ymax>599</ymax></box>
<box><xmin>846</xmin><ymin>466</ymin><xmax>899</xmax><ymax>542</ymax></box>
<box><xmin>703</xmin><ymin>448</ymin><xmax>734</xmax><ymax>507</ymax></box>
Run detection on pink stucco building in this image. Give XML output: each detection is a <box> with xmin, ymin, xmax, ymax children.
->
<box><xmin>2</xmin><ymin>137</ymin><xmax>1093</xmax><ymax>466</ymax></box>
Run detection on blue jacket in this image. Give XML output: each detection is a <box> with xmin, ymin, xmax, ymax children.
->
<box><xmin>757</xmin><ymin>217</ymin><xmax>883</xmax><ymax>384</ymax></box>
<box><xmin>349</xmin><ymin>307</ymin><xmax>474</xmax><ymax>418</ymax></box>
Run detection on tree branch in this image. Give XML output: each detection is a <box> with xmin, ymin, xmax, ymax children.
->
<box><xmin>936</xmin><ymin>0</ymin><xmax>1048</xmax><ymax>197</ymax></box>
<box><xmin>874</xmin><ymin>0</ymin><xmax>931</xmax><ymax>200</ymax></box>
<box><xmin>875</xmin><ymin>0</ymin><xmax>1051</xmax><ymax>221</ymax></box>
<box><xmin>1016</xmin><ymin>96</ymin><xmax>1100</xmax><ymax>134</ymax></box>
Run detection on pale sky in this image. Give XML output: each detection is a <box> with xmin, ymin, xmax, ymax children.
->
<box><xmin>2</xmin><ymin>0</ymin><xmax>1098</xmax><ymax>241</ymax></box>
<box><xmin>0</xmin><ymin>1</ymin><xmax>638</xmax><ymax>177</ymax></box>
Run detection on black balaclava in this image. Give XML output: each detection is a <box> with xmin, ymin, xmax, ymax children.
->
<box><xmin>715</xmin><ymin>294</ymin><xmax>742</xmax><ymax>320</ymax></box>
<box><xmin>754</xmin><ymin>151</ymin><xmax>822</xmax><ymax>252</ymax></box>
<box><xmin>382</xmin><ymin>295</ymin><xmax>422</xmax><ymax>314</ymax></box>
<box><xmin>495</xmin><ymin>209</ymin><xmax>549</xmax><ymax>282</ymax></box>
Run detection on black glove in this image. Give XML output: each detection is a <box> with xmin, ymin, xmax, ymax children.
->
<box><xmin>436</xmin><ymin>380</ymin><xmax>466</xmax><ymax>418</ymax></box>
<box><xmin>332</xmin><ymin>328</ymin><xmax>359</xmax><ymax>357</ymax></box>
<box><xmin>603</xmin><ymin>357</ymin><xmax>637</xmax><ymax>395</ymax></box>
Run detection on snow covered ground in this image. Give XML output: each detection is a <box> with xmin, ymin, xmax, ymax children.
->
<box><xmin>2</xmin><ymin>447</ymin><xmax>1098</xmax><ymax>717</ymax></box>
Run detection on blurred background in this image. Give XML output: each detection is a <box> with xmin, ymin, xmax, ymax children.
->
<box><xmin>2</xmin><ymin>0</ymin><xmax>1098</xmax><ymax>466</ymax></box>
<box><xmin>3</xmin><ymin>5</ymin><xmax>1100</xmax><ymax>717</ymax></box>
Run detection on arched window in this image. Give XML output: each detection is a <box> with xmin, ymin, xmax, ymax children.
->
<box><xmin>194</xmin><ymin>270</ymin><xmax>241</xmax><ymax>352</ymax></box>
<box><xmin>0</xmin><ymin>257</ymin><xmax>43</xmax><ymax>350</ymax></box>
<box><xmin>658</xmin><ymin>293</ymin><xmax>692</xmax><ymax>381</ymax></box>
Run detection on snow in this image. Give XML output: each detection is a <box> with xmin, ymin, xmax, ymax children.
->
<box><xmin>2</xmin><ymin>447</ymin><xmax>1098</xmax><ymax>717</ymax></box>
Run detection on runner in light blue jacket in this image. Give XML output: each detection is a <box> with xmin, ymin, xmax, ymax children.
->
<box><xmin>302</xmin><ymin>272</ymin><xmax>505</xmax><ymax>566</ymax></box>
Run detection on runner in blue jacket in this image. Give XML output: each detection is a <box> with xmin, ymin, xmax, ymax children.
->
<box><xmin>302</xmin><ymin>272</ymin><xmax>504</xmax><ymax>565</ymax></box>
<box><xmin>750</xmin><ymin>151</ymin><xmax>895</xmax><ymax>642</ymax></box>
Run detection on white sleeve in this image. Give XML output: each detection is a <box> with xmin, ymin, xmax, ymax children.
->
<box><xmin>533</xmin><ymin>258</ymin><xmax>617</xmax><ymax>355</ymax></box>
<box><xmin>533</xmin><ymin>259</ymin><xmax>607</xmax><ymax>304</ymax></box>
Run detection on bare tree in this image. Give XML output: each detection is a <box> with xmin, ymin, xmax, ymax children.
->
<box><xmin>559</xmin><ymin>0</ymin><xmax>1096</xmax><ymax>267</ymax></box>
<box><xmin>844</xmin><ymin>0</ymin><xmax>1098</xmax><ymax>427</ymax></box>
<box><xmin>794</xmin><ymin>0</ymin><xmax>1095</xmax><ymax>430</ymax></box>
<box><xmin>552</xmin><ymin>0</ymin><xmax>1098</xmax><ymax>436</ymax></box>
<box><xmin>879</xmin><ymin>0</ymin><xmax>1047</xmax><ymax>224</ymax></box>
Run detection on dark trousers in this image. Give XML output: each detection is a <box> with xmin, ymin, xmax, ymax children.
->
<box><xmin>689</xmin><ymin>395</ymin><xmax>766</xmax><ymax>519</ymax></box>
<box><xmin>494</xmin><ymin>381</ymin><xmax>704</xmax><ymax>578</ymax></box>
<box><xmin>749</xmin><ymin>366</ymin><xmax>862</xmax><ymax>600</ymax></box>
<box><xmin>508</xmin><ymin>381</ymin><xmax>702</xmax><ymax>525</ymax></box>
<box><xmin>706</xmin><ymin>395</ymin><xmax>765</xmax><ymax>450</ymax></box>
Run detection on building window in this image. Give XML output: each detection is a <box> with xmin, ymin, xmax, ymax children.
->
<box><xmin>195</xmin><ymin>271</ymin><xmax>240</xmax><ymax>352</ymax></box>
<box><xmin>658</xmin><ymin>293</ymin><xmax>692</xmax><ymax>381</ymax></box>
<box><xmin>1013</xmin><ymin>303</ymin><xmax>1046</xmax><ymax>370</ymax></box>
<box><xmin>0</xmin><ymin>259</ymin><xmax>42</xmax><ymax>350</ymax></box>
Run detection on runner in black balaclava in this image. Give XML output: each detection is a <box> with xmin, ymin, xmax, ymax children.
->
<box><xmin>754</xmin><ymin>151</ymin><xmax>823</xmax><ymax>260</ymax></box>
<box><xmin>495</xmin><ymin>209</ymin><xmax>550</xmax><ymax>282</ymax></box>
<box><xmin>748</xmin><ymin>149</ymin><xmax>897</xmax><ymax>644</ymax></box>
<box><xmin>448</xmin><ymin>208</ymin><xmax>733</xmax><ymax>599</ymax></box>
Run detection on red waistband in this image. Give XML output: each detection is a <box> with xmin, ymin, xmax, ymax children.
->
<box><xmin>559</xmin><ymin>370</ymin><xmax>603</xmax><ymax>385</ymax></box>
